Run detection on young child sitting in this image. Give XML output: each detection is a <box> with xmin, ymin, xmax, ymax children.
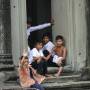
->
<box><xmin>29</xmin><ymin>41</ymin><xmax>51</xmax><ymax>76</ymax></box>
<box><xmin>18</xmin><ymin>55</ymin><xmax>45</xmax><ymax>90</ymax></box>
<box><xmin>42</xmin><ymin>34</ymin><xmax>55</xmax><ymax>66</ymax></box>
<box><xmin>53</xmin><ymin>35</ymin><xmax>67</xmax><ymax>77</ymax></box>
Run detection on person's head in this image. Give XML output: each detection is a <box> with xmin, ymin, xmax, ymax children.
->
<box><xmin>34</xmin><ymin>41</ymin><xmax>43</xmax><ymax>50</ymax></box>
<box><xmin>19</xmin><ymin>56</ymin><xmax>29</xmax><ymax>67</ymax></box>
<box><xmin>55</xmin><ymin>35</ymin><xmax>65</xmax><ymax>47</ymax></box>
<box><xmin>42</xmin><ymin>34</ymin><xmax>50</xmax><ymax>44</ymax></box>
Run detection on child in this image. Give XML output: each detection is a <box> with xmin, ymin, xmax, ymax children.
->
<box><xmin>42</xmin><ymin>34</ymin><xmax>55</xmax><ymax>66</ymax></box>
<box><xmin>27</xmin><ymin>19</ymin><xmax>54</xmax><ymax>37</ymax></box>
<box><xmin>18</xmin><ymin>55</ymin><xmax>45</xmax><ymax>90</ymax></box>
<box><xmin>53</xmin><ymin>35</ymin><xmax>67</xmax><ymax>77</ymax></box>
<box><xmin>43</xmin><ymin>34</ymin><xmax>55</xmax><ymax>54</ymax></box>
<box><xmin>27</xmin><ymin>19</ymin><xmax>54</xmax><ymax>49</ymax></box>
<box><xmin>29</xmin><ymin>41</ymin><xmax>51</xmax><ymax>76</ymax></box>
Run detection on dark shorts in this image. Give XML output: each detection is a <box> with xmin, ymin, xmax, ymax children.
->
<box><xmin>43</xmin><ymin>50</ymin><xmax>66</xmax><ymax>67</ymax></box>
<box><xmin>31</xmin><ymin>82</ymin><xmax>44</xmax><ymax>90</ymax></box>
<box><xmin>31</xmin><ymin>60</ymin><xmax>47</xmax><ymax>75</ymax></box>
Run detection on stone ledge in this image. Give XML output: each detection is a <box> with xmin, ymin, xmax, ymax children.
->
<box><xmin>42</xmin><ymin>81</ymin><xmax>90</xmax><ymax>90</ymax></box>
<box><xmin>43</xmin><ymin>74</ymin><xmax>80</xmax><ymax>83</ymax></box>
<box><xmin>47</xmin><ymin>65</ymin><xmax>72</xmax><ymax>74</ymax></box>
<box><xmin>1</xmin><ymin>81</ymin><xmax>90</xmax><ymax>90</ymax></box>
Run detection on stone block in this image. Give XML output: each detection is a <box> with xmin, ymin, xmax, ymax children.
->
<box><xmin>47</xmin><ymin>65</ymin><xmax>72</xmax><ymax>74</ymax></box>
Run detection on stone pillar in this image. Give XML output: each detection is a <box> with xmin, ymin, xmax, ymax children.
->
<box><xmin>0</xmin><ymin>0</ymin><xmax>12</xmax><ymax>63</ymax></box>
<box><xmin>80</xmin><ymin>0</ymin><xmax>90</xmax><ymax>81</ymax></box>
<box><xmin>51</xmin><ymin>0</ymin><xmax>87</xmax><ymax>71</ymax></box>
<box><xmin>71</xmin><ymin>0</ymin><xmax>87</xmax><ymax>71</ymax></box>
<box><xmin>11</xmin><ymin>0</ymin><xmax>27</xmax><ymax>66</ymax></box>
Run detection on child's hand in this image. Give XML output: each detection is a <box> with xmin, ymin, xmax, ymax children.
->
<box><xmin>37</xmin><ymin>58</ymin><xmax>41</xmax><ymax>63</ymax></box>
<box><xmin>32</xmin><ymin>69</ymin><xmax>37</xmax><ymax>74</ymax></box>
<box><xmin>28</xmin><ymin>64</ymin><xmax>32</xmax><ymax>68</ymax></box>
<box><xmin>23</xmin><ymin>49</ymin><xmax>28</xmax><ymax>56</ymax></box>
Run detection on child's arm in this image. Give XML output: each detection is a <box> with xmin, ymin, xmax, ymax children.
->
<box><xmin>29</xmin><ymin>65</ymin><xmax>37</xmax><ymax>74</ymax></box>
<box><xmin>33</xmin><ymin>56</ymin><xmax>41</xmax><ymax>61</ymax></box>
<box><xmin>61</xmin><ymin>48</ymin><xmax>67</xmax><ymax>60</ymax></box>
<box><xmin>27</xmin><ymin>23</ymin><xmax>51</xmax><ymax>37</ymax></box>
<box><xmin>42</xmin><ymin>54</ymin><xmax>51</xmax><ymax>61</ymax></box>
<box><xmin>30</xmin><ymin>23</ymin><xmax>51</xmax><ymax>32</ymax></box>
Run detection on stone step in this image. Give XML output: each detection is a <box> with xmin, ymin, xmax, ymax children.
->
<box><xmin>0</xmin><ymin>64</ymin><xmax>14</xmax><ymax>71</ymax></box>
<box><xmin>0</xmin><ymin>54</ymin><xmax>13</xmax><ymax>64</ymax></box>
<box><xmin>0</xmin><ymin>59</ymin><xmax>13</xmax><ymax>64</ymax></box>
<box><xmin>4</xmin><ymin>74</ymin><xmax>81</xmax><ymax>86</ymax></box>
<box><xmin>47</xmin><ymin>65</ymin><xmax>73</xmax><ymax>74</ymax></box>
<box><xmin>43</xmin><ymin>74</ymin><xmax>81</xmax><ymax>83</ymax></box>
<box><xmin>1</xmin><ymin>80</ymin><xmax>90</xmax><ymax>90</ymax></box>
<box><xmin>42</xmin><ymin>81</ymin><xmax>90</xmax><ymax>90</ymax></box>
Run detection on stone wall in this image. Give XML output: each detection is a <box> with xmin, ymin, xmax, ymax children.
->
<box><xmin>0</xmin><ymin>0</ymin><xmax>12</xmax><ymax>63</ymax></box>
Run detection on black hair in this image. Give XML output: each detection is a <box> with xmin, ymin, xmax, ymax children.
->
<box><xmin>55</xmin><ymin>35</ymin><xmax>65</xmax><ymax>45</ymax></box>
<box><xmin>19</xmin><ymin>56</ymin><xmax>28</xmax><ymax>61</ymax></box>
<box><xmin>42</xmin><ymin>33</ymin><xmax>50</xmax><ymax>39</ymax></box>
<box><xmin>34</xmin><ymin>40</ymin><xmax>43</xmax><ymax>47</ymax></box>
<box><xmin>55</xmin><ymin>35</ymin><xmax>64</xmax><ymax>41</ymax></box>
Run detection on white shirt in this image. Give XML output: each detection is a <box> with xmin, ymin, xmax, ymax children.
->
<box><xmin>53</xmin><ymin>55</ymin><xmax>63</xmax><ymax>64</ymax></box>
<box><xmin>27</xmin><ymin>23</ymin><xmax>51</xmax><ymax>37</ymax></box>
<box><xmin>29</xmin><ymin>48</ymin><xmax>44</xmax><ymax>64</ymax></box>
<box><xmin>43</xmin><ymin>41</ymin><xmax>55</xmax><ymax>53</ymax></box>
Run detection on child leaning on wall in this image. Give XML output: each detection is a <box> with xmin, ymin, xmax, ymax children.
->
<box><xmin>52</xmin><ymin>35</ymin><xmax>67</xmax><ymax>77</ymax></box>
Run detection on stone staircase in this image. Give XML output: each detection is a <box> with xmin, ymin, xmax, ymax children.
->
<box><xmin>1</xmin><ymin>72</ymin><xmax>90</xmax><ymax>90</ymax></box>
<box><xmin>0</xmin><ymin>64</ymin><xmax>90</xmax><ymax>90</ymax></box>
<box><xmin>0</xmin><ymin>54</ymin><xmax>14</xmax><ymax>72</ymax></box>
<box><xmin>0</xmin><ymin>54</ymin><xmax>15</xmax><ymax>82</ymax></box>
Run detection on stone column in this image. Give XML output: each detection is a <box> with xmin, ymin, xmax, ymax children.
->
<box><xmin>11</xmin><ymin>0</ymin><xmax>27</xmax><ymax>66</ymax></box>
<box><xmin>51</xmin><ymin>0</ymin><xmax>87</xmax><ymax>71</ymax></box>
<box><xmin>80</xmin><ymin>0</ymin><xmax>90</xmax><ymax>80</ymax></box>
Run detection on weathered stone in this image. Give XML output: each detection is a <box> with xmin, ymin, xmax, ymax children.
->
<box><xmin>47</xmin><ymin>65</ymin><xmax>72</xmax><ymax>74</ymax></box>
<box><xmin>80</xmin><ymin>67</ymin><xmax>90</xmax><ymax>81</ymax></box>
<box><xmin>43</xmin><ymin>74</ymin><xmax>80</xmax><ymax>83</ymax></box>
<box><xmin>0</xmin><ymin>72</ymin><xmax>6</xmax><ymax>82</ymax></box>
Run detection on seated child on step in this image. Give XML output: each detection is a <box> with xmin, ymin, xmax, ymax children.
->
<box><xmin>29</xmin><ymin>41</ymin><xmax>51</xmax><ymax>76</ymax></box>
<box><xmin>53</xmin><ymin>35</ymin><xmax>67</xmax><ymax>77</ymax></box>
<box><xmin>18</xmin><ymin>54</ymin><xmax>45</xmax><ymax>90</ymax></box>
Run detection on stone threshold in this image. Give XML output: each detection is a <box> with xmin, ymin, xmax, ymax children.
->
<box><xmin>42</xmin><ymin>81</ymin><xmax>90</xmax><ymax>89</ymax></box>
<box><xmin>0</xmin><ymin>80</ymin><xmax>90</xmax><ymax>90</ymax></box>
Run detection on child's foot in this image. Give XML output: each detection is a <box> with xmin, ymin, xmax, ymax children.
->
<box><xmin>45</xmin><ymin>74</ymin><xmax>54</xmax><ymax>78</ymax></box>
<box><xmin>54</xmin><ymin>73</ymin><xmax>60</xmax><ymax>78</ymax></box>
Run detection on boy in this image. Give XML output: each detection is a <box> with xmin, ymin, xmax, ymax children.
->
<box><xmin>42</xmin><ymin>34</ymin><xmax>55</xmax><ymax>66</ymax></box>
<box><xmin>53</xmin><ymin>35</ymin><xmax>67</xmax><ymax>77</ymax></box>
<box><xmin>29</xmin><ymin>41</ymin><xmax>51</xmax><ymax>76</ymax></box>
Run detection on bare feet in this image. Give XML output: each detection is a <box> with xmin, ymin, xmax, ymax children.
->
<box><xmin>54</xmin><ymin>73</ymin><xmax>60</xmax><ymax>78</ymax></box>
<box><xmin>45</xmin><ymin>74</ymin><xmax>54</xmax><ymax>79</ymax></box>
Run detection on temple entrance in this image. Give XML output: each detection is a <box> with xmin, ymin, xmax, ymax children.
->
<box><xmin>26</xmin><ymin>0</ymin><xmax>52</xmax><ymax>49</ymax></box>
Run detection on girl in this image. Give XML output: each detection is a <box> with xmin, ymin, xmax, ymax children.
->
<box><xmin>53</xmin><ymin>35</ymin><xmax>67</xmax><ymax>77</ymax></box>
<box><xmin>18</xmin><ymin>55</ymin><xmax>45</xmax><ymax>90</ymax></box>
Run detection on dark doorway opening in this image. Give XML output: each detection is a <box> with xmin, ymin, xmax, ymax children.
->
<box><xmin>26</xmin><ymin>0</ymin><xmax>52</xmax><ymax>49</ymax></box>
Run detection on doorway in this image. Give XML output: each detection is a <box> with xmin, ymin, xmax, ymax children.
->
<box><xmin>26</xmin><ymin>0</ymin><xmax>52</xmax><ymax>49</ymax></box>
